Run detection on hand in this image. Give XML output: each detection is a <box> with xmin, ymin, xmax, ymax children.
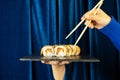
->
<box><xmin>81</xmin><ymin>9</ymin><xmax>111</xmax><ymax>29</ymax></box>
<box><xmin>41</xmin><ymin>61</ymin><xmax>70</xmax><ymax>80</ymax></box>
<box><xmin>41</xmin><ymin>60</ymin><xmax>70</xmax><ymax>65</ymax></box>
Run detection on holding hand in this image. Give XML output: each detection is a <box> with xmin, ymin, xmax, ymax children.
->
<box><xmin>41</xmin><ymin>61</ymin><xmax>70</xmax><ymax>80</ymax></box>
<box><xmin>81</xmin><ymin>9</ymin><xmax>111</xmax><ymax>29</ymax></box>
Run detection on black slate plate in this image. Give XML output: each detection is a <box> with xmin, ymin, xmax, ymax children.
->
<box><xmin>20</xmin><ymin>55</ymin><xmax>100</xmax><ymax>62</ymax></box>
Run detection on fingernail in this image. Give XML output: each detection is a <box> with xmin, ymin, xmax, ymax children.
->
<box><xmin>41</xmin><ymin>61</ymin><xmax>44</xmax><ymax>63</ymax></box>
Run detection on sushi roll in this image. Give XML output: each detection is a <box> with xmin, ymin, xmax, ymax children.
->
<box><xmin>75</xmin><ymin>45</ymin><xmax>81</xmax><ymax>56</ymax></box>
<box><xmin>69</xmin><ymin>45</ymin><xmax>81</xmax><ymax>56</ymax></box>
<box><xmin>41</xmin><ymin>45</ymin><xmax>55</xmax><ymax>57</ymax></box>
<box><xmin>40</xmin><ymin>44</ymin><xmax>81</xmax><ymax>57</ymax></box>
<box><xmin>54</xmin><ymin>45</ymin><xmax>67</xmax><ymax>57</ymax></box>
<box><xmin>69</xmin><ymin>45</ymin><xmax>77</xmax><ymax>56</ymax></box>
<box><xmin>65</xmin><ymin>45</ymin><xmax>72</xmax><ymax>56</ymax></box>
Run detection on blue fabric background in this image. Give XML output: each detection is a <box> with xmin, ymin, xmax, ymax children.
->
<box><xmin>0</xmin><ymin>0</ymin><xmax>120</xmax><ymax>80</ymax></box>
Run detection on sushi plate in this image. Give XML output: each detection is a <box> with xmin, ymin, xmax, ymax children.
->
<box><xmin>20</xmin><ymin>55</ymin><xmax>100</xmax><ymax>62</ymax></box>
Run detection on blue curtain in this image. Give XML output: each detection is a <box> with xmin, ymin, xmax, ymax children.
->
<box><xmin>0</xmin><ymin>0</ymin><xmax>119</xmax><ymax>80</ymax></box>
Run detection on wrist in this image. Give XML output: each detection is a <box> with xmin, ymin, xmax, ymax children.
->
<box><xmin>52</xmin><ymin>65</ymin><xmax>65</xmax><ymax>80</ymax></box>
<box><xmin>98</xmin><ymin>15</ymin><xmax>111</xmax><ymax>29</ymax></box>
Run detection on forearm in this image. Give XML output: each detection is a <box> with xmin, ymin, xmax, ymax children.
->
<box><xmin>100</xmin><ymin>16</ymin><xmax>120</xmax><ymax>52</ymax></box>
<box><xmin>52</xmin><ymin>65</ymin><xmax>65</xmax><ymax>80</ymax></box>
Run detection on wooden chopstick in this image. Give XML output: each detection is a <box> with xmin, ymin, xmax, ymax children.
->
<box><xmin>74</xmin><ymin>0</ymin><xmax>104</xmax><ymax>45</ymax></box>
<box><xmin>65</xmin><ymin>19</ymin><xmax>85</xmax><ymax>39</ymax></box>
<box><xmin>65</xmin><ymin>0</ymin><xmax>104</xmax><ymax>39</ymax></box>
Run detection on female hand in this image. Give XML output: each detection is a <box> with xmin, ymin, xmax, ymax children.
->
<box><xmin>81</xmin><ymin>9</ymin><xmax>111</xmax><ymax>29</ymax></box>
<box><xmin>41</xmin><ymin>61</ymin><xmax>70</xmax><ymax>80</ymax></box>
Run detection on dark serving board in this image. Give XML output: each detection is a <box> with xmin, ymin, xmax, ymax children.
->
<box><xmin>20</xmin><ymin>55</ymin><xmax>100</xmax><ymax>62</ymax></box>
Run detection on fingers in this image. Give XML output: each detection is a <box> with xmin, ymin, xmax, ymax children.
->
<box><xmin>82</xmin><ymin>13</ymin><xmax>100</xmax><ymax>22</ymax></box>
<box><xmin>84</xmin><ymin>20</ymin><xmax>94</xmax><ymax>28</ymax></box>
<box><xmin>81</xmin><ymin>9</ymin><xmax>103</xmax><ymax>20</ymax></box>
<box><xmin>41</xmin><ymin>61</ymin><xmax>59</xmax><ymax>65</ymax></box>
<box><xmin>81</xmin><ymin>11</ymin><xmax>90</xmax><ymax>20</ymax></box>
<box><xmin>41</xmin><ymin>61</ymin><xmax>71</xmax><ymax>65</ymax></box>
<box><xmin>58</xmin><ymin>61</ymin><xmax>71</xmax><ymax>65</ymax></box>
<box><xmin>49</xmin><ymin>61</ymin><xmax>59</xmax><ymax>65</ymax></box>
<box><xmin>81</xmin><ymin>9</ymin><xmax>105</xmax><ymax>29</ymax></box>
<box><xmin>41</xmin><ymin>60</ymin><xmax>45</xmax><ymax>63</ymax></box>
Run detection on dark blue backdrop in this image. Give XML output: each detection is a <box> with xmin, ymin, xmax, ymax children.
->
<box><xmin>0</xmin><ymin>0</ymin><xmax>120</xmax><ymax>80</ymax></box>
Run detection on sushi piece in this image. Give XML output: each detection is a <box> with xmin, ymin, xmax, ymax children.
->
<box><xmin>65</xmin><ymin>45</ymin><xmax>72</xmax><ymax>56</ymax></box>
<box><xmin>54</xmin><ymin>45</ymin><xmax>67</xmax><ymax>57</ymax></box>
<box><xmin>41</xmin><ymin>45</ymin><xmax>55</xmax><ymax>57</ymax></box>
<box><xmin>69</xmin><ymin>45</ymin><xmax>81</xmax><ymax>56</ymax></box>
<box><xmin>69</xmin><ymin>45</ymin><xmax>77</xmax><ymax>56</ymax></box>
<box><xmin>75</xmin><ymin>45</ymin><xmax>81</xmax><ymax>56</ymax></box>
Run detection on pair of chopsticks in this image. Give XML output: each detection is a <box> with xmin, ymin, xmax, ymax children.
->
<box><xmin>65</xmin><ymin>0</ymin><xmax>104</xmax><ymax>45</ymax></box>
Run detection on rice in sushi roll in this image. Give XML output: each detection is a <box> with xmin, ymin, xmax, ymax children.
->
<box><xmin>41</xmin><ymin>45</ymin><xmax>55</xmax><ymax>57</ymax></box>
<box><xmin>54</xmin><ymin>45</ymin><xmax>67</xmax><ymax>57</ymax></box>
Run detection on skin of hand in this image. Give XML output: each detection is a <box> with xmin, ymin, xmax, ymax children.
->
<box><xmin>81</xmin><ymin>9</ymin><xmax>111</xmax><ymax>29</ymax></box>
<box><xmin>41</xmin><ymin>61</ymin><xmax>70</xmax><ymax>80</ymax></box>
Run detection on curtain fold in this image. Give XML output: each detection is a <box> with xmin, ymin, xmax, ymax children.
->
<box><xmin>0</xmin><ymin>0</ymin><xmax>32</xmax><ymax>80</ymax></box>
<box><xmin>0</xmin><ymin>0</ymin><xmax>120</xmax><ymax>80</ymax></box>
